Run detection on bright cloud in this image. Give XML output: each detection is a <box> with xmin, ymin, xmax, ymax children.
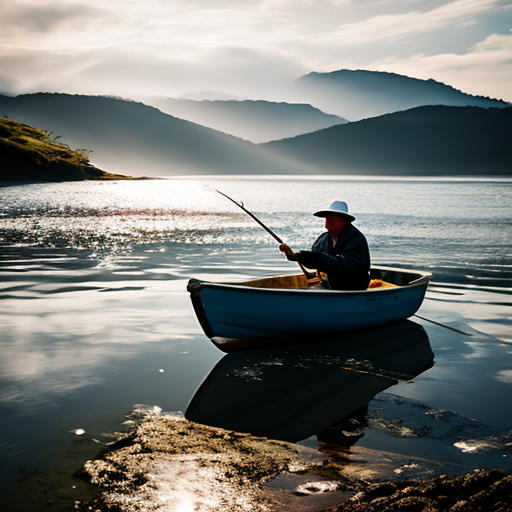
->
<box><xmin>318</xmin><ymin>0</ymin><xmax>504</xmax><ymax>45</ymax></box>
<box><xmin>372</xmin><ymin>32</ymin><xmax>512</xmax><ymax>100</ymax></box>
<box><xmin>0</xmin><ymin>0</ymin><xmax>510</xmax><ymax>101</ymax></box>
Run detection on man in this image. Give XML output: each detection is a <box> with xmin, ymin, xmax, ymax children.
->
<box><xmin>279</xmin><ymin>200</ymin><xmax>370</xmax><ymax>290</ymax></box>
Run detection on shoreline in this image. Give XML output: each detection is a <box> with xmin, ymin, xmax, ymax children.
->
<box><xmin>2</xmin><ymin>174</ymin><xmax>512</xmax><ymax>184</ymax></box>
<box><xmin>158</xmin><ymin>174</ymin><xmax>512</xmax><ymax>183</ymax></box>
<box><xmin>75</xmin><ymin>410</ymin><xmax>512</xmax><ymax>512</ymax></box>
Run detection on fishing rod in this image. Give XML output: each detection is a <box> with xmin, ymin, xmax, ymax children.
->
<box><xmin>214</xmin><ymin>189</ymin><xmax>315</xmax><ymax>281</ymax></box>
<box><xmin>413</xmin><ymin>313</ymin><xmax>471</xmax><ymax>335</ymax></box>
<box><xmin>215</xmin><ymin>189</ymin><xmax>285</xmax><ymax>244</ymax></box>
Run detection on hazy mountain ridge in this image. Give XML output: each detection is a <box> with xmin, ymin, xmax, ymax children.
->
<box><xmin>263</xmin><ymin>105</ymin><xmax>512</xmax><ymax>175</ymax></box>
<box><xmin>0</xmin><ymin>93</ymin><xmax>295</xmax><ymax>176</ymax></box>
<box><xmin>149</xmin><ymin>98</ymin><xmax>347</xmax><ymax>143</ymax></box>
<box><xmin>292</xmin><ymin>69</ymin><xmax>510</xmax><ymax>121</ymax></box>
<box><xmin>1</xmin><ymin>68</ymin><xmax>511</xmax><ymax>178</ymax></box>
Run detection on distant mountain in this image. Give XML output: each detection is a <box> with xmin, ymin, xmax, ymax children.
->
<box><xmin>291</xmin><ymin>70</ymin><xmax>510</xmax><ymax>121</ymax></box>
<box><xmin>0</xmin><ymin>116</ymin><xmax>131</xmax><ymax>182</ymax></box>
<box><xmin>149</xmin><ymin>98</ymin><xmax>347</xmax><ymax>143</ymax></box>
<box><xmin>263</xmin><ymin>106</ymin><xmax>512</xmax><ymax>176</ymax></box>
<box><xmin>1</xmin><ymin>94</ymin><xmax>509</xmax><ymax>178</ymax></box>
<box><xmin>0</xmin><ymin>93</ymin><xmax>296</xmax><ymax>177</ymax></box>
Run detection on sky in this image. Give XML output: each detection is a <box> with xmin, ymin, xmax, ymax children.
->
<box><xmin>1</xmin><ymin>0</ymin><xmax>511</xmax><ymax>102</ymax></box>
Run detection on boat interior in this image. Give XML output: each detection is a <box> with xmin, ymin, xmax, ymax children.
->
<box><xmin>238</xmin><ymin>267</ymin><xmax>427</xmax><ymax>290</ymax></box>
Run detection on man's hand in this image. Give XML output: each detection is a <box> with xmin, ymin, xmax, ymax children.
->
<box><xmin>279</xmin><ymin>243</ymin><xmax>299</xmax><ymax>262</ymax></box>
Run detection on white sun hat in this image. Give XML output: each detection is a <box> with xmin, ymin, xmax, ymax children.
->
<box><xmin>313</xmin><ymin>200</ymin><xmax>356</xmax><ymax>222</ymax></box>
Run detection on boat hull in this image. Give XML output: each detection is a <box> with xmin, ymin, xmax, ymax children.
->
<box><xmin>188</xmin><ymin>266</ymin><xmax>430</xmax><ymax>350</ymax></box>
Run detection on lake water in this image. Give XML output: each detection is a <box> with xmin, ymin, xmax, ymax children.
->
<box><xmin>0</xmin><ymin>176</ymin><xmax>511</xmax><ymax>510</ymax></box>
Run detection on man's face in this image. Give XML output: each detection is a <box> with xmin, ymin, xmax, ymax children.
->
<box><xmin>324</xmin><ymin>215</ymin><xmax>345</xmax><ymax>237</ymax></box>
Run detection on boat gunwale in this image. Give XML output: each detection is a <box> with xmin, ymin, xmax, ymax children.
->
<box><xmin>189</xmin><ymin>266</ymin><xmax>431</xmax><ymax>297</ymax></box>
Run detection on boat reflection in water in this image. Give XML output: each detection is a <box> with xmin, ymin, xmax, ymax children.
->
<box><xmin>186</xmin><ymin>320</ymin><xmax>433</xmax><ymax>445</ymax></box>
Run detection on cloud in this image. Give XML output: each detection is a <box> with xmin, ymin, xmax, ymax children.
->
<box><xmin>317</xmin><ymin>0</ymin><xmax>504</xmax><ymax>45</ymax></box>
<box><xmin>0</xmin><ymin>74</ymin><xmax>21</xmax><ymax>94</ymax></box>
<box><xmin>0</xmin><ymin>0</ymin><xmax>102</xmax><ymax>38</ymax></box>
<box><xmin>0</xmin><ymin>0</ymin><xmax>509</xmax><ymax>100</ymax></box>
<box><xmin>371</xmin><ymin>32</ymin><xmax>512</xmax><ymax>101</ymax></box>
<box><xmin>0</xmin><ymin>0</ymin><xmax>311</xmax><ymax>97</ymax></box>
<box><xmin>26</xmin><ymin>45</ymin><xmax>306</xmax><ymax>99</ymax></box>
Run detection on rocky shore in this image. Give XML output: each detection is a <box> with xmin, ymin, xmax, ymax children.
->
<box><xmin>324</xmin><ymin>469</ymin><xmax>512</xmax><ymax>511</ymax></box>
<box><xmin>75</xmin><ymin>409</ymin><xmax>511</xmax><ymax>512</ymax></box>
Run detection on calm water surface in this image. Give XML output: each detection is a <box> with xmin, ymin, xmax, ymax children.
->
<box><xmin>0</xmin><ymin>177</ymin><xmax>511</xmax><ymax>510</ymax></box>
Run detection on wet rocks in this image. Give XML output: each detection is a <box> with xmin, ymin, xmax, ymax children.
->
<box><xmin>322</xmin><ymin>468</ymin><xmax>512</xmax><ymax>511</ymax></box>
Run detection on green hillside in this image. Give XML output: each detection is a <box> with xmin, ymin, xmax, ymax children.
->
<box><xmin>0</xmin><ymin>116</ymin><xmax>135</xmax><ymax>182</ymax></box>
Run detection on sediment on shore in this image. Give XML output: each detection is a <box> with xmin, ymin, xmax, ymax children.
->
<box><xmin>75</xmin><ymin>409</ymin><xmax>356</xmax><ymax>512</ymax></box>
<box><xmin>75</xmin><ymin>409</ymin><xmax>512</xmax><ymax>512</ymax></box>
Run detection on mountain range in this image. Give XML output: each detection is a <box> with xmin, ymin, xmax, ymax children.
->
<box><xmin>149</xmin><ymin>98</ymin><xmax>347</xmax><ymax>143</ymax></box>
<box><xmin>0</xmin><ymin>69</ymin><xmax>510</xmax><ymax>178</ymax></box>
<box><xmin>0</xmin><ymin>93</ymin><xmax>291</xmax><ymax>176</ymax></box>
<box><xmin>263</xmin><ymin>105</ymin><xmax>512</xmax><ymax>175</ymax></box>
<box><xmin>290</xmin><ymin>69</ymin><xmax>508</xmax><ymax>121</ymax></box>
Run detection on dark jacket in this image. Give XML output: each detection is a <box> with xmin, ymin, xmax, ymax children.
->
<box><xmin>296</xmin><ymin>223</ymin><xmax>371</xmax><ymax>290</ymax></box>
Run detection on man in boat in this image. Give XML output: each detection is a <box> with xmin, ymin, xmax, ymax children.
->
<box><xmin>279</xmin><ymin>200</ymin><xmax>370</xmax><ymax>290</ymax></box>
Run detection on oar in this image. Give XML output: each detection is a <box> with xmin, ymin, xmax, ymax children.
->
<box><xmin>214</xmin><ymin>189</ymin><xmax>314</xmax><ymax>282</ymax></box>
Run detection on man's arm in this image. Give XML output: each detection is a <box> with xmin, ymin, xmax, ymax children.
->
<box><xmin>297</xmin><ymin>232</ymin><xmax>370</xmax><ymax>274</ymax></box>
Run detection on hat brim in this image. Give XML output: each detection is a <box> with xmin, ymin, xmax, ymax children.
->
<box><xmin>314</xmin><ymin>209</ymin><xmax>356</xmax><ymax>222</ymax></box>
